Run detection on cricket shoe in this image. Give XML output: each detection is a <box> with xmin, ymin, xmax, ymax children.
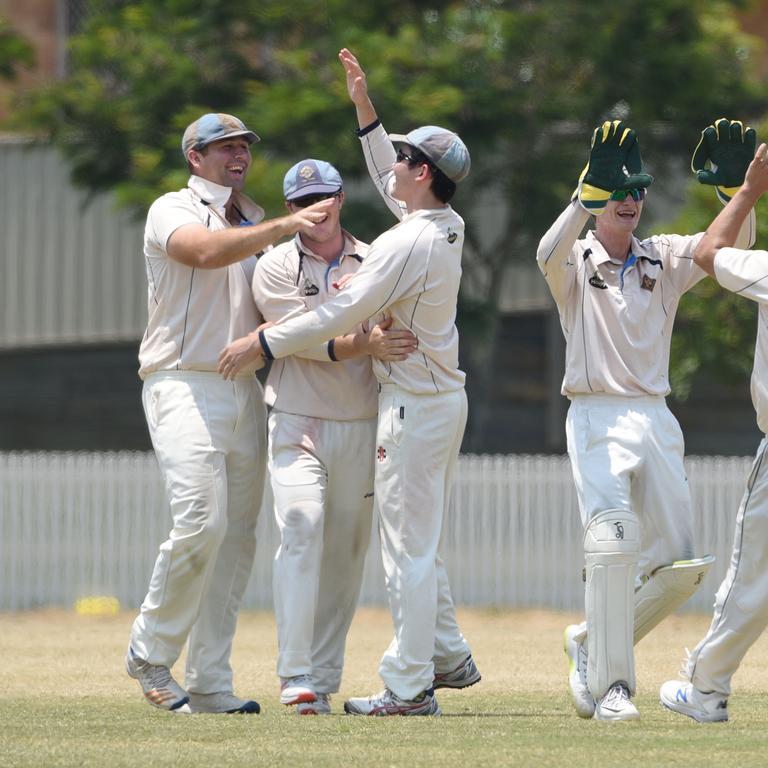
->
<box><xmin>188</xmin><ymin>691</ymin><xmax>260</xmax><ymax>714</ymax></box>
<box><xmin>344</xmin><ymin>688</ymin><xmax>441</xmax><ymax>716</ymax></box>
<box><xmin>125</xmin><ymin>645</ymin><xmax>191</xmax><ymax>713</ymax></box>
<box><xmin>593</xmin><ymin>682</ymin><xmax>639</xmax><ymax>721</ymax></box>
<box><xmin>564</xmin><ymin>623</ymin><xmax>595</xmax><ymax>718</ymax></box>
<box><xmin>297</xmin><ymin>693</ymin><xmax>332</xmax><ymax>715</ymax></box>
<box><xmin>659</xmin><ymin>680</ymin><xmax>728</xmax><ymax>723</ymax></box>
<box><xmin>280</xmin><ymin>674</ymin><xmax>317</xmax><ymax>706</ymax></box>
<box><xmin>433</xmin><ymin>654</ymin><xmax>482</xmax><ymax>690</ymax></box>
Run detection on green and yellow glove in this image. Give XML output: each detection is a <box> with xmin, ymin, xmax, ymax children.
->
<box><xmin>575</xmin><ymin>120</ymin><xmax>654</xmax><ymax>215</ymax></box>
<box><xmin>691</xmin><ymin>117</ymin><xmax>756</xmax><ymax>204</ymax></box>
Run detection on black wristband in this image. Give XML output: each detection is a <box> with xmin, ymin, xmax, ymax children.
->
<box><xmin>355</xmin><ymin>119</ymin><xmax>380</xmax><ymax>137</ymax></box>
<box><xmin>258</xmin><ymin>329</ymin><xmax>274</xmax><ymax>361</ymax></box>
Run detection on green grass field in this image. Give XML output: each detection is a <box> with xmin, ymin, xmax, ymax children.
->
<box><xmin>3</xmin><ymin>607</ymin><xmax>768</xmax><ymax>767</ymax></box>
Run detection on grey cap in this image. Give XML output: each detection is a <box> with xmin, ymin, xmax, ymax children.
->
<box><xmin>389</xmin><ymin>125</ymin><xmax>470</xmax><ymax>182</ymax></box>
<box><xmin>283</xmin><ymin>159</ymin><xmax>343</xmax><ymax>201</ymax></box>
<box><xmin>181</xmin><ymin>113</ymin><xmax>259</xmax><ymax>157</ymax></box>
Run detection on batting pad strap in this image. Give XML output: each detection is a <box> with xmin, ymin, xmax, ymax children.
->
<box><xmin>633</xmin><ymin>554</ymin><xmax>715</xmax><ymax>644</ymax></box>
<box><xmin>584</xmin><ymin>508</ymin><xmax>640</xmax><ymax>700</ymax></box>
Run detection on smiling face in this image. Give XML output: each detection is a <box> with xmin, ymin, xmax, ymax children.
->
<box><xmin>188</xmin><ymin>136</ymin><xmax>252</xmax><ymax>190</ymax></box>
<box><xmin>596</xmin><ymin>195</ymin><xmax>644</xmax><ymax>237</ymax></box>
<box><xmin>287</xmin><ymin>192</ymin><xmax>344</xmax><ymax>245</ymax></box>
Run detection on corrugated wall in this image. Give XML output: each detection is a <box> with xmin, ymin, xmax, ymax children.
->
<box><xmin>0</xmin><ymin>140</ymin><xmax>146</xmax><ymax>348</ymax></box>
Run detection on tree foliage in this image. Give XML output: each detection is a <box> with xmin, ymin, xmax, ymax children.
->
<box><xmin>15</xmin><ymin>0</ymin><xmax>768</xmax><ymax>446</ymax></box>
<box><xmin>0</xmin><ymin>16</ymin><xmax>33</xmax><ymax>80</ymax></box>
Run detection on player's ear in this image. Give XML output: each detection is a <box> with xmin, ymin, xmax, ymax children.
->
<box><xmin>337</xmin><ymin>191</ymin><xmax>345</xmax><ymax>210</ymax></box>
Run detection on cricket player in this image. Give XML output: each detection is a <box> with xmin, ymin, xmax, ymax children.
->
<box><xmin>126</xmin><ymin>113</ymin><xmax>332</xmax><ymax>715</ymax></box>
<box><xmin>255</xmin><ymin>158</ymin><xmax>417</xmax><ymax>714</ymax></box>
<box><xmin>218</xmin><ymin>49</ymin><xmax>481</xmax><ymax>716</ymax></box>
<box><xmin>661</xmin><ymin>138</ymin><xmax>768</xmax><ymax>723</ymax></box>
<box><xmin>538</xmin><ymin>118</ymin><xmax>756</xmax><ymax>720</ymax></box>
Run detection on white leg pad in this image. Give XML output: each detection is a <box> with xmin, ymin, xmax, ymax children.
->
<box><xmin>584</xmin><ymin>508</ymin><xmax>640</xmax><ymax>700</ymax></box>
<box><xmin>633</xmin><ymin>555</ymin><xmax>715</xmax><ymax>643</ymax></box>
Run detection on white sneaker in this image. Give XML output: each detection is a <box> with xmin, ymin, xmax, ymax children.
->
<box><xmin>660</xmin><ymin>680</ymin><xmax>728</xmax><ymax>723</ymax></box>
<box><xmin>564</xmin><ymin>624</ymin><xmax>595</xmax><ymax>718</ymax></box>
<box><xmin>344</xmin><ymin>688</ymin><xmax>441</xmax><ymax>716</ymax></box>
<box><xmin>280</xmin><ymin>675</ymin><xmax>317</xmax><ymax>706</ymax></box>
<box><xmin>594</xmin><ymin>682</ymin><xmax>640</xmax><ymax>721</ymax></box>
<box><xmin>297</xmin><ymin>693</ymin><xmax>331</xmax><ymax>715</ymax></box>
<box><xmin>125</xmin><ymin>645</ymin><xmax>191</xmax><ymax>713</ymax></box>
<box><xmin>188</xmin><ymin>691</ymin><xmax>260</xmax><ymax>714</ymax></box>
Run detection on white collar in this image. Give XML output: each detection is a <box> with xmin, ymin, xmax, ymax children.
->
<box><xmin>187</xmin><ymin>175</ymin><xmax>233</xmax><ymax>208</ymax></box>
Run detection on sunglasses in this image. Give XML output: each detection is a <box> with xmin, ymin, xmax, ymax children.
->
<box><xmin>396</xmin><ymin>148</ymin><xmax>432</xmax><ymax>167</ymax></box>
<box><xmin>610</xmin><ymin>188</ymin><xmax>646</xmax><ymax>202</ymax></box>
<box><xmin>290</xmin><ymin>191</ymin><xmax>341</xmax><ymax>208</ymax></box>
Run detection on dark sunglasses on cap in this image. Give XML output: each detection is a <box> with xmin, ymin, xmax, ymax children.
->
<box><xmin>290</xmin><ymin>191</ymin><xmax>341</xmax><ymax>208</ymax></box>
<box><xmin>610</xmin><ymin>188</ymin><xmax>646</xmax><ymax>202</ymax></box>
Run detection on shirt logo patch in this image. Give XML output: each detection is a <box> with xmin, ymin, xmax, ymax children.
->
<box><xmin>588</xmin><ymin>270</ymin><xmax>608</xmax><ymax>289</ymax></box>
<box><xmin>447</xmin><ymin>229</ymin><xmax>458</xmax><ymax>244</ymax></box>
<box><xmin>641</xmin><ymin>274</ymin><xmax>656</xmax><ymax>292</ymax></box>
<box><xmin>303</xmin><ymin>279</ymin><xmax>319</xmax><ymax>296</ymax></box>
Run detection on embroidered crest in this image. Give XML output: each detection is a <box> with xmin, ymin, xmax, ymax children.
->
<box><xmin>303</xmin><ymin>279</ymin><xmax>319</xmax><ymax>296</ymax></box>
<box><xmin>588</xmin><ymin>270</ymin><xmax>608</xmax><ymax>289</ymax></box>
<box><xmin>447</xmin><ymin>229</ymin><xmax>458</xmax><ymax>244</ymax></box>
<box><xmin>298</xmin><ymin>164</ymin><xmax>316</xmax><ymax>181</ymax></box>
<box><xmin>641</xmin><ymin>274</ymin><xmax>656</xmax><ymax>292</ymax></box>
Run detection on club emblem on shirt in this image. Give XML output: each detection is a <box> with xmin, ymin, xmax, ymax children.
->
<box><xmin>377</xmin><ymin>446</ymin><xmax>387</xmax><ymax>462</ymax></box>
<box><xmin>588</xmin><ymin>270</ymin><xmax>608</xmax><ymax>289</ymax></box>
<box><xmin>447</xmin><ymin>229</ymin><xmax>458</xmax><ymax>244</ymax></box>
<box><xmin>303</xmin><ymin>279</ymin><xmax>319</xmax><ymax>296</ymax></box>
<box><xmin>641</xmin><ymin>274</ymin><xmax>656</xmax><ymax>292</ymax></box>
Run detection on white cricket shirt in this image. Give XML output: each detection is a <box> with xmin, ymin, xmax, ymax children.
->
<box><xmin>253</xmin><ymin>230</ymin><xmax>378</xmax><ymax>420</ymax></box>
<box><xmin>715</xmin><ymin>246</ymin><xmax>768</xmax><ymax>434</ymax></box>
<box><xmin>537</xmin><ymin>200</ymin><xmax>755</xmax><ymax>397</ymax></box>
<box><xmin>139</xmin><ymin>175</ymin><xmax>265</xmax><ymax>379</ymax></box>
<box><xmin>261</xmin><ymin>124</ymin><xmax>465</xmax><ymax>395</ymax></box>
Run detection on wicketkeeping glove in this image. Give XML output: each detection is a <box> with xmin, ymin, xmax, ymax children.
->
<box><xmin>691</xmin><ymin>117</ymin><xmax>756</xmax><ymax>204</ymax></box>
<box><xmin>575</xmin><ymin>120</ymin><xmax>654</xmax><ymax>215</ymax></box>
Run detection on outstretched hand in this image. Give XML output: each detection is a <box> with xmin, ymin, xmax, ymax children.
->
<box><xmin>692</xmin><ymin>118</ymin><xmax>757</xmax><ymax>203</ymax></box>
<box><xmin>289</xmin><ymin>197</ymin><xmax>334</xmax><ymax>236</ymax></box>
<box><xmin>743</xmin><ymin>142</ymin><xmax>768</xmax><ymax>197</ymax></box>
<box><xmin>339</xmin><ymin>48</ymin><xmax>368</xmax><ymax>106</ymax></box>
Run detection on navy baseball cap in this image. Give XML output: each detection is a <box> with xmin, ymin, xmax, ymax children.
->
<box><xmin>181</xmin><ymin>113</ymin><xmax>259</xmax><ymax>157</ymax></box>
<box><xmin>389</xmin><ymin>125</ymin><xmax>471</xmax><ymax>182</ymax></box>
<box><xmin>283</xmin><ymin>159</ymin><xmax>343</xmax><ymax>201</ymax></box>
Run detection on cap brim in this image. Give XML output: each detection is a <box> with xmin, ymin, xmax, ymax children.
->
<box><xmin>285</xmin><ymin>183</ymin><xmax>342</xmax><ymax>201</ymax></box>
<box><xmin>199</xmin><ymin>130</ymin><xmax>260</xmax><ymax>150</ymax></box>
<box><xmin>388</xmin><ymin>134</ymin><xmax>412</xmax><ymax>148</ymax></box>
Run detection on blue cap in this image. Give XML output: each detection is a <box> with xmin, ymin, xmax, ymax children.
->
<box><xmin>181</xmin><ymin>113</ymin><xmax>259</xmax><ymax>157</ymax></box>
<box><xmin>389</xmin><ymin>125</ymin><xmax>471</xmax><ymax>182</ymax></box>
<box><xmin>283</xmin><ymin>159</ymin><xmax>343</xmax><ymax>201</ymax></box>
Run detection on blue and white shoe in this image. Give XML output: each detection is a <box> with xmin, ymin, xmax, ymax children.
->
<box><xmin>660</xmin><ymin>680</ymin><xmax>728</xmax><ymax>723</ymax></box>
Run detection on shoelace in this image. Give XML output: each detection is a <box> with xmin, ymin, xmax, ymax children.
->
<box><xmin>602</xmin><ymin>684</ymin><xmax>629</xmax><ymax>708</ymax></box>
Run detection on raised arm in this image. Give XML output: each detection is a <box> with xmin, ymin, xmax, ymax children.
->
<box><xmin>339</xmin><ymin>47</ymin><xmax>406</xmax><ymax>220</ymax></box>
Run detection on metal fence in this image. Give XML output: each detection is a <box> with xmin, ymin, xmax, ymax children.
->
<box><xmin>0</xmin><ymin>452</ymin><xmax>751</xmax><ymax>612</ymax></box>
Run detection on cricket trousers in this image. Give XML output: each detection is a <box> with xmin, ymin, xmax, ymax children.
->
<box><xmin>376</xmin><ymin>383</ymin><xmax>472</xmax><ymax>700</ymax></box>
<box><xmin>566</xmin><ymin>394</ymin><xmax>695</xmax><ymax>698</ymax></box>
<box><xmin>269</xmin><ymin>411</ymin><xmax>376</xmax><ymax>693</ymax></box>
<box><xmin>687</xmin><ymin>436</ymin><xmax>768</xmax><ymax>695</ymax></box>
<box><xmin>131</xmin><ymin>371</ymin><xmax>267</xmax><ymax>694</ymax></box>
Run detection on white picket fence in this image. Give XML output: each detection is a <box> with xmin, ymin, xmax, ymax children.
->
<box><xmin>0</xmin><ymin>452</ymin><xmax>752</xmax><ymax>612</ymax></box>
